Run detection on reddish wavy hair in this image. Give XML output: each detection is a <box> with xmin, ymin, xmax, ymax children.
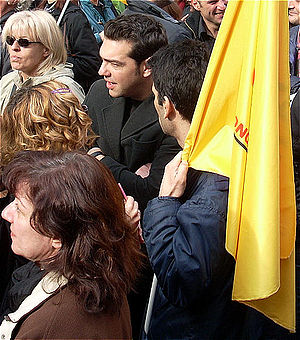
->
<box><xmin>3</xmin><ymin>150</ymin><xmax>142</xmax><ymax>313</ymax></box>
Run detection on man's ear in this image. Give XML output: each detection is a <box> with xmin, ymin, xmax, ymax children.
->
<box><xmin>140</xmin><ymin>58</ymin><xmax>152</xmax><ymax>78</ymax></box>
<box><xmin>52</xmin><ymin>238</ymin><xmax>62</xmax><ymax>250</ymax></box>
<box><xmin>163</xmin><ymin>96</ymin><xmax>176</xmax><ymax>120</ymax></box>
<box><xmin>191</xmin><ymin>0</ymin><xmax>201</xmax><ymax>11</ymax></box>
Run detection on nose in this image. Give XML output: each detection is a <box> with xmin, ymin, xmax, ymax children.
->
<box><xmin>99</xmin><ymin>61</ymin><xmax>110</xmax><ymax>77</ymax></box>
<box><xmin>10</xmin><ymin>40</ymin><xmax>21</xmax><ymax>51</ymax></box>
<box><xmin>218</xmin><ymin>0</ymin><xmax>228</xmax><ymax>10</ymax></box>
<box><xmin>288</xmin><ymin>1</ymin><xmax>294</xmax><ymax>9</ymax></box>
<box><xmin>1</xmin><ymin>201</ymin><xmax>14</xmax><ymax>223</ymax></box>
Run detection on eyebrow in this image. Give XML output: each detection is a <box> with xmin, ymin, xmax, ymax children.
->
<box><xmin>102</xmin><ymin>57</ymin><xmax>126</xmax><ymax>66</ymax></box>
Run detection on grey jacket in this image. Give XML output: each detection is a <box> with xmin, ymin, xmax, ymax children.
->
<box><xmin>0</xmin><ymin>63</ymin><xmax>85</xmax><ymax>114</ymax></box>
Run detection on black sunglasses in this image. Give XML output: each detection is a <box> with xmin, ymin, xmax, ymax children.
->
<box><xmin>6</xmin><ymin>36</ymin><xmax>41</xmax><ymax>48</ymax></box>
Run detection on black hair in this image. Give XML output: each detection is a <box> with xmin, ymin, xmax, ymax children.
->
<box><xmin>104</xmin><ymin>14</ymin><xmax>168</xmax><ymax>64</ymax></box>
<box><xmin>148</xmin><ymin>39</ymin><xmax>209</xmax><ymax>122</ymax></box>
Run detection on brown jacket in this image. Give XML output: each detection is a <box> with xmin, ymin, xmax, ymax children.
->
<box><xmin>13</xmin><ymin>286</ymin><xmax>132</xmax><ymax>339</ymax></box>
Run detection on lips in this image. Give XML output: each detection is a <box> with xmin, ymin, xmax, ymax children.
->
<box><xmin>105</xmin><ymin>80</ymin><xmax>116</xmax><ymax>90</ymax></box>
<box><xmin>10</xmin><ymin>56</ymin><xmax>20</xmax><ymax>62</ymax></box>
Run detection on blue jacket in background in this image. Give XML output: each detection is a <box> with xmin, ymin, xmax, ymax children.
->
<box><xmin>79</xmin><ymin>0</ymin><xmax>117</xmax><ymax>45</ymax></box>
<box><xmin>290</xmin><ymin>25</ymin><xmax>300</xmax><ymax>94</ymax></box>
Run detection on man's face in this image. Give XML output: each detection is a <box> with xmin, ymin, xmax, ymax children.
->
<box><xmin>99</xmin><ymin>38</ymin><xmax>145</xmax><ymax>99</ymax></box>
<box><xmin>288</xmin><ymin>0</ymin><xmax>300</xmax><ymax>26</ymax></box>
<box><xmin>193</xmin><ymin>0</ymin><xmax>228</xmax><ymax>27</ymax></box>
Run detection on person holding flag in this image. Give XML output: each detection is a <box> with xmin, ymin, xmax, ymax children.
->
<box><xmin>142</xmin><ymin>0</ymin><xmax>296</xmax><ymax>338</ymax></box>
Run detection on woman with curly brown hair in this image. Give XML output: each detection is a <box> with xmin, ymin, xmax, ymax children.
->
<box><xmin>0</xmin><ymin>150</ymin><xmax>142</xmax><ymax>339</ymax></box>
<box><xmin>0</xmin><ymin>80</ymin><xmax>96</xmax><ymax>167</ymax></box>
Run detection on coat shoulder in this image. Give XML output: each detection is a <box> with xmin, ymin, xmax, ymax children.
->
<box><xmin>15</xmin><ymin>286</ymin><xmax>132</xmax><ymax>339</ymax></box>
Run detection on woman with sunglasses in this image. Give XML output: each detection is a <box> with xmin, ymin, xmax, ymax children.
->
<box><xmin>0</xmin><ymin>1</ymin><xmax>34</xmax><ymax>78</ymax></box>
<box><xmin>0</xmin><ymin>9</ymin><xmax>85</xmax><ymax>114</ymax></box>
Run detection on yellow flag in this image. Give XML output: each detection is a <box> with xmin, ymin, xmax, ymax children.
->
<box><xmin>182</xmin><ymin>0</ymin><xmax>296</xmax><ymax>332</ymax></box>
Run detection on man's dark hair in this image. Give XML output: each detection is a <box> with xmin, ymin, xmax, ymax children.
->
<box><xmin>148</xmin><ymin>40</ymin><xmax>209</xmax><ymax>122</ymax></box>
<box><xmin>104</xmin><ymin>14</ymin><xmax>168</xmax><ymax>64</ymax></box>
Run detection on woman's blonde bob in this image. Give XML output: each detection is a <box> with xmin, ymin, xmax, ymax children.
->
<box><xmin>2</xmin><ymin>10</ymin><xmax>67</xmax><ymax>75</ymax></box>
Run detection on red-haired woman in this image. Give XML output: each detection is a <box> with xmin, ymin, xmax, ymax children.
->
<box><xmin>0</xmin><ymin>150</ymin><xmax>142</xmax><ymax>338</ymax></box>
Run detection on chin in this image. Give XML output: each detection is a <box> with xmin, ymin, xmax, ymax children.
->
<box><xmin>11</xmin><ymin>245</ymin><xmax>24</xmax><ymax>258</ymax></box>
<box><xmin>108</xmin><ymin>89</ymin><xmax>120</xmax><ymax>98</ymax></box>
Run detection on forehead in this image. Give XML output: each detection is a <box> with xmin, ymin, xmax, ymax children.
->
<box><xmin>100</xmin><ymin>38</ymin><xmax>134</xmax><ymax>60</ymax></box>
<box><xmin>15</xmin><ymin>182</ymin><xmax>30</xmax><ymax>199</ymax></box>
<box><xmin>200</xmin><ymin>0</ymin><xmax>222</xmax><ymax>7</ymax></box>
<box><xmin>6</xmin><ymin>25</ymin><xmax>35</xmax><ymax>40</ymax></box>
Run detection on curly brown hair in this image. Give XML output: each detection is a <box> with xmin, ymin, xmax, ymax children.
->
<box><xmin>0</xmin><ymin>81</ymin><xmax>97</xmax><ymax>167</ymax></box>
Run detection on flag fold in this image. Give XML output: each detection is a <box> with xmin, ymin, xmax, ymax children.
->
<box><xmin>182</xmin><ymin>0</ymin><xmax>296</xmax><ymax>331</ymax></box>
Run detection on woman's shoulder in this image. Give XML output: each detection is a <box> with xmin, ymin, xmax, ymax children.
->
<box><xmin>31</xmin><ymin>64</ymin><xmax>85</xmax><ymax>103</ymax></box>
<box><xmin>15</xmin><ymin>286</ymin><xmax>132</xmax><ymax>339</ymax></box>
<box><xmin>0</xmin><ymin>70</ymin><xmax>19</xmax><ymax>86</ymax></box>
<box><xmin>0</xmin><ymin>70</ymin><xmax>19</xmax><ymax>114</ymax></box>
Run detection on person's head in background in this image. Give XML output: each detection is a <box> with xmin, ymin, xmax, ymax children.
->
<box><xmin>0</xmin><ymin>0</ymin><xmax>33</xmax><ymax>19</ymax></box>
<box><xmin>2</xmin><ymin>9</ymin><xmax>67</xmax><ymax>79</ymax></box>
<box><xmin>288</xmin><ymin>0</ymin><xmax>300</xmax><ymax>26</ymax></box>
<box><xmin>190</xmin><ymin>0</ymin><xmax>228</xmax><ymax>37</ymax></box>
<box><xmin>150</xmin><ymin>0</ymin><xmax>183</xmax><ymax>21</ymax></box>
<box><xmin>1</xmin><ymin>80</ymin><xmax>96</xmax><ymax>167</ymax></box>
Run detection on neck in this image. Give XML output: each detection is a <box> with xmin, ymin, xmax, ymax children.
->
<box><xmin>175</xmin><ymin>119</ymin><xmax>191</xmax><ymax>148</ymax></box>
<box><xmin>20</xmin><ymin>72</ymin><xmax>31</xmax><ymax>81</ymax></box>
<box><xmin>203</xmin><ymin>18</ymin><xmax>219</xmax><ymax>38</ymax></box>
<box><xmin>131</xmin><ymin>79</ymin><xmax>153</xmax><ymax>101</ymax></box>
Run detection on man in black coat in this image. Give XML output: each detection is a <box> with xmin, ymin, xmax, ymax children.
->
<box><xmin>84</xmin><ymin>14</ymin><xmax>180</xmax><ymax>212</ymax></box>
<box><xmin>181</xmin><ymin>0</ymin><xmax>228</xmax><ymax>55</ymax></box>
<box><xmin>84</xmin><ymin>15</ymin><xmax>180</xmax><ymax>339</ymax></box>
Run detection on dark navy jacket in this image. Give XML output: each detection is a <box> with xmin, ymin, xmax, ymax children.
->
<box><xmin>123</xmin><ymin>0</ymin><xmax>190</xmax><ymax>43</ymax></box>
<box><xmin>142</xmin><ymin>169</ymin><xmax>287</xmax><ymax>339</ymax></box>
<box><xmin>290</xmin><ymin>25</ymin><xmax>300</xmax><ymax>94</ymax></box>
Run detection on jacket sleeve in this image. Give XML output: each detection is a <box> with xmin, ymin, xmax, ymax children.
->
<box><xmin>63</xmin><ymin>10</ymin><xmax>101</xmax><ymax>88</ymax></box>
<box><xmin>142</xmin><ymin>183</ymin><xmax>233</xmax><ymax>308</ymax></box>
<box><xmin>101</xmin><ymin>135</ymin><xmax>181</xmax><ymax>212</ymax></box>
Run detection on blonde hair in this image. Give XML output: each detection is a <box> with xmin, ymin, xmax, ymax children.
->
<box><xmin>1</xmin><ymin>80</ymin><xmax>97</xmax><ymax>167</ymax></box>
<box><xmin>2</xmin><ymin>10</ymin><xmax>67</xmax><ymax>75</ymax></box>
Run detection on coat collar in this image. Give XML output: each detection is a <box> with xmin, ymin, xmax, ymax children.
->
<box><xmin>100</xmin><ymin>94</ymin><xmax>157</xmax><ymax>159</ymax></box>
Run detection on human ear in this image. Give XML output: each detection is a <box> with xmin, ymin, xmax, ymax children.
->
<box><xmin>140</xmin><ymin>59</ymin><xmax>152</xmax><ymax>78</ymax></box>
<box><xmin>52</xmin><ymin>238</ymin><xmax>62</xmax><ymax>250</ymax></box>
<box><xmin>191</xmin><ymin>0</ymin><xmax>201</xmax><ymax>11</ymax></box>
<box><xmin>162</xmin><ymin>96</ymin><xmax>176</xmax><ymax>120</ymax></box>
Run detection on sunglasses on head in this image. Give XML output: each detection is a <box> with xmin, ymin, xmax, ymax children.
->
<box><xmin>6</xmin><ymin>36</ymin><xmax>41</xmax><ymax>48</ymax></box>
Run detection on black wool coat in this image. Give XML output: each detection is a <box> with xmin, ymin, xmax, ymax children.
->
<box><xmin>84</xmin><ymin>80</ymin><xmax>181</xmax><ymax>211</ymax></box>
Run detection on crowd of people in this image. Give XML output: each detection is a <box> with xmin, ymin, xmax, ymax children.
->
<box><xmin>0</xmin><ymin>0</ymin><xmax>299</xmax><ymax>339</ymax></box>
